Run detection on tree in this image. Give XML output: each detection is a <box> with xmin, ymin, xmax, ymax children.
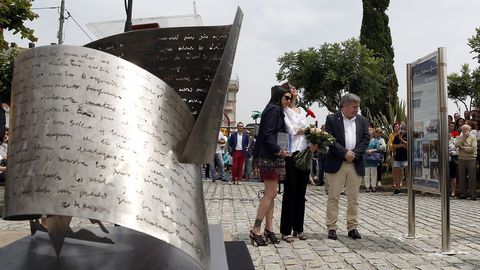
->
<box><xmin>448</xmin><ymin>28</ymin><xmax>480</xmax><ymax>111</ymax></box>
<box><xmin>448</xmin><ymin>64</ymin><xmax>479</xmax><ymax>111</ymax></box>
<box><xmin>0</xmin><ymin>0</ymin><xmax>38</xmax><ymax>49</ymax></box>
<box><xmin>276</xmin><ymin>38</ymin><xmax>385</xmax><ymax>114</ymax></box>
<box><xmin>472</xmin><ymin>67</ymin><xmax>480</xmax><ymax>108</ymax></box>
<box><xmin>468</xmin><ymin>27</ymin><xmax>480</xmax><ymax>64</ymax></box>
<box><xmin>359</xmin><ymin>0</ymin><xmax>399</xmax><ymax>117</ymax></box>
<box><xmin>0</xmin><ymin>45</ymin><xmax>22</xmax><ymax>104</ymax></box>
<box><xmin>251</xmin><ymin>110</ymin><xmax>261</xmax><ymax>124</ymax></box>
<box><xmin>467</xmin><ymin>27</ymin><xmax>480</xmax><ymax>108</ymax></box>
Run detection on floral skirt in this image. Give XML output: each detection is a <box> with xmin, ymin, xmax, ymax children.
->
<box><xmin>257</xmin><ymin>157</ymin><xmax>286</xmax><ymax>181</ymax></box>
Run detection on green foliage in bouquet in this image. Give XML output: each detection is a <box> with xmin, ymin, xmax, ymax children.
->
<box><xmin>305</xmin><ymin>127</ymin><xmax>336</xmax><ymax>154</ymax></box>
<box><xmin>294</xmin><ymin>126</ymin><xmax>336</xmax><ymax>171</ymax></box>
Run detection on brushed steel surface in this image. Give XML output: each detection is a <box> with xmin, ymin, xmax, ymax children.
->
<box><xmin>86</xmin><ymin>7</ymin><xmax>244</xmax><ymax>164</ymax></box>
<box><xmin>181</xmin><ymin>8</ymin><xmax>243</xmax><ymax>163</ymax></box>
<box><xmin>4</xmin><ymin>45</ymin><xmax>209</xmax><ymax>268</ymax></box>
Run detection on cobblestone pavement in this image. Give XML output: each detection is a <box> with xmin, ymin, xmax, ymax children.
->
<box><xmin>203</xmin><ymin>181</ymin><xmax>480</xmax><ymax>270</ymax></box>
<box><xmin>2</xmin><ymin>182</ymin><xmax>480</xmax><ymax>269</ymax></box>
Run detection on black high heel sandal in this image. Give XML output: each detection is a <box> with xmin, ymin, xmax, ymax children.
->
<box><xmin>264</xmin><ymin>229</ymin><xmax>280</xmax><ymax>244</ymax></box>
<box><xmin>249</xmin><ymin>230</ymin><xmax>268</xmax><ymax>246</ymax></box>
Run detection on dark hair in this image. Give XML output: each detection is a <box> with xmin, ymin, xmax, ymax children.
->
<box><xmin>455</xmin><ymin>117</ymin><xmax>465</xmax><ymax>129</ymax></box>
<box><xmin>269</xmin><ymin>85</ymin><xmax>289</xmax><ymax>107</ymax></box>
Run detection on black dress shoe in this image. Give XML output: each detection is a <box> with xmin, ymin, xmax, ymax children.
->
<box><xmin>348</xmin><ymin>229</ymin><xmax>362</xmax><ymax>240</ymax></box>
<box><xmin>327</xmin><ymin>230</ymin><xmax>337</xmax><ymax>240</ymax></box>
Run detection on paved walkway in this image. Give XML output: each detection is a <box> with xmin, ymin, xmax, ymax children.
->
<box><xmin>2</xmin><ymin>182</ymin><xmax>480</xmax><ymax>269</ymax></box>
<box><xmin>203</xmin><ymin>181</ymin><xmax>480</xmax><ymax>270</ymax></box>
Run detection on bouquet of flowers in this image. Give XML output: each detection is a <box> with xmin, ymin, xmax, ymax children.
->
<box><xmin>294</xmin><ymin>126</ymin><xmax>336</xmax><ymax>171</ymax></box>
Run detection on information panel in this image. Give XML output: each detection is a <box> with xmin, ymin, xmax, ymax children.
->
<box><xmin>407</xmin><ymin>48</ymin><xmax>450</xmax><ymax>252</ymax></box>
<box><xmin>410</xmin><ymin>53</ymin><xmax>441</xmax><ymax>193</ymax></box>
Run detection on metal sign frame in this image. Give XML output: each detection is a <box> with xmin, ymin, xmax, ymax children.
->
<box><xmin>407</xmin><ymin>47</ymin><xmax>450</xmax><ymax>252</ymax></box>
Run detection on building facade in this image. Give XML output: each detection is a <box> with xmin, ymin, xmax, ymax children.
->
<box><xmin>223</xmin><ymin>75</ymin><xmax>239</xmax><ymax>128</ymax></box>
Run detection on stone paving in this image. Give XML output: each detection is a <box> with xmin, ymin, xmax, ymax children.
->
<box><xmin>2</xmin><ymin>182</ymin><xmax>480</xmax><ymax>269</ymax></box>
<box><xmin>203</xmin><ymin>180</ymin><xmax>480</xmax><ymax>270</ymax></box>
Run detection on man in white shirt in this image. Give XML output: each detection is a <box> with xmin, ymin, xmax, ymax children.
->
<box><xmin>324</xmin><ymin>93</ymin><xmax>370</xmax><ymax>240</ymax></box>
<box><xmin>228</xmin><ymin>122</ymin><xmax>249</xmax><ymax>184</ymax></box>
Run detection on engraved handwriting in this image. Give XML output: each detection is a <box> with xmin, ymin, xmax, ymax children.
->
<box><xmin>70</xmin><ymin>119</ymin><xmax>93</xmax><ymax>129</ymax></box>
<box><xmin>46</xmin><ymin>132</ymin><xmax>73</xmax><ymax>141</ymax></box>
<box><xmin>77</xmin><ymin>107</ymin><xmax>95</xmax><ymax>118</ymax></box>
<box><xmin>73</xmin><ymin>200</ymin><xmax>110</xmax><ymax>213</ymax></box>
<box><xmin>41</xmin><ymin>93</ymin><xmax>78</xmax><ymax>103</ymax></box>
<box><xmin>89</xmin><ymin>175</ymin><xmax>115</xmax><ymax>187</ymax></box>
<box><xmin>85</xmin><ymin>100</ymin><xmax>116</xmax><ymax>112</ymax></box>
<box><xmin>58</xmin><ymin>189</ymin><xmax>73</xmax><ymax>195</ymax></box>
<box><xmin>80</xmin><ymin>191</ymin><xmax>107</xmax><ymax>199</ymax></box>
<box><xmin>77</xmin><ymin>146</ymin><xmax>117</xmax><ymax>161</ymax></box>
<box><xmin>85</xmin><ymin>84</ymin><xmax>122</xmax><ymax>99</ymax></box>
<box><xmin>10</xmin><ymin>46</ymin><xmax>209</xmax><ymax>262</ymax></box>
<box><xmin>117</xmin><ymin>197</ymin><xmax>132</xmax><ymax>205</ymax></box>
<box><xmin>58</xmin><ymin>156</ymin><xmax>88</xmax><ymax>166</ymax></box>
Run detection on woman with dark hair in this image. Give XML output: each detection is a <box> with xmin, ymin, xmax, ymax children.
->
<box><xmin>249</xmin><ymin>85</ymin><xmax>291</xmax><ymax>246</ymax></box>
<box><xmin>456</xmin><ymin>118</ymin><xmax>465</xmax><ymax>133</ymax></box>
<box><xmin>392</xmin><ymin>125</ymin><xmax>408</xmax><ymax>194</ymax></box>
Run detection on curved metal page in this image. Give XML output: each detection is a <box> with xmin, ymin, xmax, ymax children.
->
<box><xmin>181</xmin><ymin>8</ymin><xmax>243</xmax><ymax>163</ymax></box>
<box><xmin>85</xmin><ymin>24</ymin><xmax>232</xmax><ymax>118</ymax></box>
<box><xmin>4</xmin><ymin>45</ymin><xmax>210</xmax><ymax>269</ymax></box>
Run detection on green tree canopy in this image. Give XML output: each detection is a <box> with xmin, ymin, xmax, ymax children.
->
<box><xmin>276</xmin><ymin>38</ymin><xmax>385</xmax><ymax>113</ymax></box>
<box><xmin>0</xmin><ymin>45</ymin><xmax>22</xmax><ymax>103</ymax></box>
<box><xmin>447</xmin><ymin>64</ymin><xmax>479</xmax><ymax>111</ymax></box>
<box><xmin>468</xmin><ymin>27</ymin><xmax>480</xmax><ymax>64</ymax></box>
<box><xmin>467</xmin><ymin>27</ymin><xmax>480</xmax><ymax>109</ymax></box>
<box><xmin>0</xmin><ymin>0</ymin><xmax>38</xmax><ymax>49</ymax></box>
<box><xmin>472</xmin><ymin>67</ymin><xmax>480</xmax><ymax>108</ymax></box>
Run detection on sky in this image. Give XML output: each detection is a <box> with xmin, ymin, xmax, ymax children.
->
<box><xmin>5</xmin><ymin>0</ymin><xmax>480</xmax><ymax>126</ymax></box>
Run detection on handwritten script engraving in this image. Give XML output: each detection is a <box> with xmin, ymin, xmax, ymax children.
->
<box><xmin>86</xmin><ymin>26</ymin><xmax>232</xmax><ymax>118</ymax></box>
<box><xmin>5</xmin><ymin>45</ymin><xmax>209</xmax><ymax>267</ymax></box>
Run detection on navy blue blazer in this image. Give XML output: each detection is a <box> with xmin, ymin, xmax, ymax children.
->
<box><xmin>253</xmin><ymin>104</ymin><xmax>287</xmax><ymax>160</ymax></box>
<box><xmin>229</xmin><ymin>131</ymin><xmax>250</xmax><ymax>157</ymax></box>
<box><xmin>324</xmin><ymin>112</ymin><xmax>370</xmax><ymax>176</ymax></box>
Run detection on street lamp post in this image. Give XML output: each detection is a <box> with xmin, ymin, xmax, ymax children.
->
<box><xmin>124</xmin><ymin>0</ymin><xmax>133</xmax><ymax>32</ymax></box>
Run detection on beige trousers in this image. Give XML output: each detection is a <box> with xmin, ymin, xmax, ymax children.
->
<box><xmin>326</xmin><ymin>162</ymin><xmax>362</xmax><ymax>231</ymax></box>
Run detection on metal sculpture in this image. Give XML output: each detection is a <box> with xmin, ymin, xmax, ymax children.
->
<box><xmin>3</xmin><ymin>8</ymin><xmax>243</xmax><ymax>270</ymax></box>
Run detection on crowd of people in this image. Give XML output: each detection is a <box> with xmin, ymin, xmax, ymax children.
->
<box><xmin>449</xmin><ymin>111</ymin><xmax>480</xmax><ymax>200</ymax></box>
<box><xmin>203</xmin><ymin>122</ymin><xmax>257</xmax><ymax>184</ymax></box>
<box><xmin>204</xmin><ymin>84</ymin><xmax>480</xmax><ymax>246</ymax></box>
<box><xmin>247</xmin><ymin>86</ymin><xmax>369</xmax><ymax>246</ymax></box>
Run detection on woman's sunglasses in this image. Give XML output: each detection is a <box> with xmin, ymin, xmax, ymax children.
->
<box><xmin>283</xmin><ymin>95</ymin><xmax>291</xmax><ymax>101</ymax></box>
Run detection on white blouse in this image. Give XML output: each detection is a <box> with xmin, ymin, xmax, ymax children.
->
<box><xmin>284</xmin><ymin>107</ymin><xmax>308</xmax><ymax>152</ymax></box>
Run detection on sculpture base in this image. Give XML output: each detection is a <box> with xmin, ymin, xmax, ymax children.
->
<box><xmin>0</xmin><ymin>225</ymin><xmax>230</xmax><ymax>270</ymax></box>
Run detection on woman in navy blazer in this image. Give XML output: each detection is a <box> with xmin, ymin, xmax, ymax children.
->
<box><xmin>249</xmin><ymin>85</ymin><xmax>290</xmax><ymax>246</ymax></box>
